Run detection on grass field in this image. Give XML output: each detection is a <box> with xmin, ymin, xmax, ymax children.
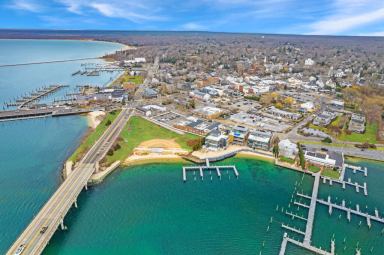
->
<box><xmin>308</xmin><ymin>165</ymin><xmax>321</xmax><ymax>173</ymax></box>
<box><xmin>113</xmin><ymin>71</ymin><xmax>144</xmax><ymax>86</ymax></box>
<box><xmin>68</xmin><ymin>110</ymin><xmax>120</xmax><ymax>163</ymax></box>
<box><xmin>321</xmin><ymin>168</ymin><xmax>341</xmax><ymax>179</ymax></box>
<box><xmin>104</xmin><ymin>116</ymin><xmax>201</xmax><ymax>165</ymax></box>
<box><xmin>310</xmin><ymin>117</ymin><xmax>378</xmax><ymax>144</ymax></box>
<box><xmin>279</xmin><ymin>156</ymin><xmax>295</xmax><ymax>164</ymax></box>
<box><xmin>338</xmin><ymin>123</ymin><xmax>378</xmax><ymax>143</ymax></box>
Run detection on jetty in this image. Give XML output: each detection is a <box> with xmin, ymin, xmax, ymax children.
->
<box><xmin>279</xmin><ymin>173</ymin><xmax>336</xmax><ymax>255</ymax></box>
<box><xmin>182</xmin><ymin>158</ymin><xmax>238</xmax><ymax>182</ymax></box>
<box><xmin>345</xmin><ymin>164</ymin><xmax>368</xmax><ymax>176</ymax></box>
<box><xmin>297</xmin><ymin>193</ymin><xmax>384</xmax><ymax>227</ymax></box>
<box><xmin>279</xmin><ymin>233</ymin><xmax>335</xmax><ymax>255</ymax></box>
<box><xmin>322</xmin><ymin>177</ymin><xmax>367</xmax><ymax>195</ymax></box>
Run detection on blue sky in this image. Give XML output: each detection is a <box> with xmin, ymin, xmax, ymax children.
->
<box><xmin>1</xmin><ymin>0</ymin><xmax>384</xmax><ymax>35</ymax></box>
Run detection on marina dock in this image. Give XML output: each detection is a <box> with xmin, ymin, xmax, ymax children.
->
<box><xmin>297</xmin><ymin>193</ymin><xmax>384</xmax><ymax>226</ymax></box>
<box><xmin>279</xmin><ymin>233</ymin><xmax>334</xmax><ymax>255</ymax></box>
<box><xmin>322</xmin><ymin>176</ymin><xmax>367</xmax><ymax>195</ymax></box>
<box><xmin>5</xmin><ymin>84</ymin><xmax>67</xmax><ymax>109</ymax></box>
<box><xmin>182</xmin><ymin>159</ymin><xmax>238</xmax><ymax>182</ymax></box>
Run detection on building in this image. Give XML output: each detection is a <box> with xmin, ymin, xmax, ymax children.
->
<box><xmin>230</xmin><ymin>125</ymin><xmax>249</xmax><ymax>145</ymax></box>
<box><xmin>267</xmin><ymin>106</ymin><xmax>302</xmax><ymax>120</ymax></box>
<box><xmin>300</xmin><ymin>101</ymin><xmax>315</xmax><ymax>112</ymax></box>
<box><xmin>204</xmin><ymin>130</ymin><xmax>228</xmax><ymax>151</ymax></box>
<box><xmin>247</xmin><ymin>130</ymin><xmax>272</xmax><ymax>151</ymax></box>
<box><xmin>348</xmin><ymin>113</ymin><xmax>366</xmax><ymax>133</ymax></box>
<box><xmin>313</xmin><ymin>111</ymin><xmax>336</xmax><ymax>126</ymax></box>
<box><xmin>189</xmin><ymin>90</ymin><xmax>211</xmax><ymax>101</ymax></box>
<box><xmin>304</xmin><ymin>150</ymin><xmax>344</xmax><ymax>170</ymax></box>
<box><xmin>329</xmin><ymin>100</ymin><xmax>344</xmax><ymax>111</ymax></box>
<box><xmin>278</xmin><ymin>139</ymin><xmax>298</xmax><ymax>159</ymax></box>
<box><xmin>143</xmin><ymin>88</ymin><xmax>158</xmax><ymax>99</ymax></box>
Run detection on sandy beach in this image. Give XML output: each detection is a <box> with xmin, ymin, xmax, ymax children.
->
<box><xmin>87</xmin><ymin>111</ymin><xmax>105</xmax><ymax>129</ymax></box>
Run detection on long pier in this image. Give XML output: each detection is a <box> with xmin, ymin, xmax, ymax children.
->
<box><xmin>0</xmin><ymin>57</ymin><xmax>98</xmax><ymax>68</ymax></box>
<box><xmin>6</xmin><ymin>108</ymin><xmax>132</xmax><ymax>255</ymax></box>
<box><xmin>304</xmin><ymin>172</ymin><xmax>320</xmax><ymax>245</ymax></box>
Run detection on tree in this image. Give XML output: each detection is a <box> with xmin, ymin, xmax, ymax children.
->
<box><xmin>297</xmin><ymin>142</ymin><xmax>305</xmax><ymax>170</ymax></box>
<box><xmin>272</xmin><ymin>144</ymin><xmax>279</xmax><ymax>158</ymax></box>
<box><xmin>105</xmin><ymin>120</ymin><xmax>112</xmax><ymax>126</ymax></box>
<box><xmin>322</xmin><ymin>137</ymin><xmax>332</xmax><ymax>143</ymax></box>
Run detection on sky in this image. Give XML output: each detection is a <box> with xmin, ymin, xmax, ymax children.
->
<box><xmin>1</xmin><ymin>0</ymin><xmax>384</xmax><ymax>36</ymax></box>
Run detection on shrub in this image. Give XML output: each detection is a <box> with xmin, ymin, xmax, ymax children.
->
<box><xmin>322</xmin><ymin>137</ymin><xmax>332</xmax><ymax>143</ymax></box>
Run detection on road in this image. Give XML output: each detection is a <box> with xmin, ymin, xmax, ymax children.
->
<box><xmin>7</xmin><ymin>108</ymin><xmax>132</xmax><ymax>255</ymax></box>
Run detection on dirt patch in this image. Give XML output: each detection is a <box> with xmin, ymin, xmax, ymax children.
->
<box><xmin>137</xmin><ymin>139</ymin><xmax>181</xmax><ymax>149</ymax></box>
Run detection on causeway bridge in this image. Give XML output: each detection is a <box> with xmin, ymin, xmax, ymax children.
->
<box><xmin>7</xmin><ymin>108</ymin><xmax>132</xmax><ymax>255</ymax></box>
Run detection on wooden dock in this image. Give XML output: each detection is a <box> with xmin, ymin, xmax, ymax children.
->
<box><xmin>322</xmin><ymin>176</ymin><xmax>367</xmax><ymax>196</ymax></box>
<box><xmin>297</xmin><ymin>193</ymin><xmax>384</xmax><ymax>227</ymax></box>
<box><xmin>182</xmin><ymin>159</ymin><xmax>238</xmax><ymax>182</ymax></box>
<box><xmin>279</xmin><ymin>233</ymin><xmax>334</xmax><ymax>255</ymax></box>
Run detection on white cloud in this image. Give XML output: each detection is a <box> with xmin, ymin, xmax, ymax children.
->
<box><xmin>307</xmin><ymin>0</ymin><xmax>384</xmax><ymax>35</ymax></box>
<box><xmin>8</xmin><ymin>0</ymin><xmax>42</xmax><ymax>12</ymax></box>
<box><xmin>180</xmin><ymin>22</ymin><xmax>207</xmax><ymax>31</ymax></box>
<box><xmin>56</xmin><ymin>1</ymin><xmax>166</xmax><ymax>23</ymax></box>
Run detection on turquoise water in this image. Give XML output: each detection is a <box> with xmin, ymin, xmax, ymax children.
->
<box><xmin>41</xmin><ymin>158</ymin><xmax>384</xmax><ymax>255</ymax></box>
<box><xmin>0</xmin><ymin>39</ymin><xmax>122</xmax><ymax>253</ymax></box>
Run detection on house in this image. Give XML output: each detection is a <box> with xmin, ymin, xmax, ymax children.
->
<box><xmin>247</xmin><ymin>130</ymin><xmax>272</xmax><ymax>151</ymax></box>
<box><xmin>348</xmin><ymin>113</ymin><xmax>366</xmax><ymax>133</ymax></box>
<box><xmin>189</xmin><ymin>90</ymin><xmax>211</xmax><ymax>101</ymax></box>
<box><xmin>204</xmin><ymin>130</ymin><xmax>228</xmax><ymax>151</ymax></box>
<box><xmin>300</xmin><ymin>101</ymin><xmax>315</xmax><ymax>112</ymax></box>
<box><xmin>278</xmin><ymin>139</ymin><xmax>298</xmax><ymax>159</ymax></box>
<box><xmin>230</xmin><ymin>125</ymin><xmax>249</xmax><ymax>145</ymax></box>
<box><xmin>313</xmin><ymin>111</ymin><xmax>337</xmax><ymax>126</ymax></box>
<box><xmin>143</xmin><ymin>88</ymin><xmax>158</xmax><ymax>99</ymax></box>
<box><xmin>304</xmin><ymin>150</ymin><xmax>344</xmax><ymax>170</ymax></box>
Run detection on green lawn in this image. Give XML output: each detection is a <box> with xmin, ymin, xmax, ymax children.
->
<box><xmin>338</xmin><ymin>123</ymin><xmax>378</xmax><ymax>143</ymax></box>
<box><xmin>310</xmin><ymin>118</ymin><xmax>378</xmax><ymax>144</ymax></box>
<box><xmin>322</xmin><ymin>168</ymin><xmax>341</xmax><ymax>179</ymax></box>
<box><xmin>68</xmin><ymin>110</ymin><xmax>120</xmax><ymax>163</ymax></box>
<box><xmin>279</xmin><ymin>156</ymin><xmax>295</xmax><ymax>164</ymax></box>
<box><xmin>308</xmin><ymin>165</ymin><xmax>321</xmax><ymax>173</ymax></box>
<box><xmin>104</xmin><ymin>116</ymin><xmax>201</xmax><ymax>165</ymax></box>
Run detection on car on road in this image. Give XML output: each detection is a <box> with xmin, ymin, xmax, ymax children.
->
<box><xmin>14</xmin><ymin>244</ymin><xmax>25</xmax><ymax>255</ymax></box>
<box><xmin>40</xmin><ymin>226</ymin><xmax>48</xmax><ymax>234</ymax></box>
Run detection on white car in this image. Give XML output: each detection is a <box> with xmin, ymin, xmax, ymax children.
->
<box><xmin>14</xmin><ymin>244</ymin><xmax>25</xmax><ymax>255</ymax></box>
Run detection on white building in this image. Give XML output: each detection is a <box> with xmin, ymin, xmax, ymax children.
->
<box><xmin>278</xmin><ymin>139</ymin><xmax>298</xmax><ymax>159</ymax></box>
<box><xmin>305</xmin><ymin>58</ymin><xmax>315</xmax><ymax>66</ymax></box>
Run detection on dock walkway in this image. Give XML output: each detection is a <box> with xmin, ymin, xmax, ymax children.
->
<box><xmin>182</xmin><ymin>159</ymin><xmax>238</xmax><ymax>182</ymax></box>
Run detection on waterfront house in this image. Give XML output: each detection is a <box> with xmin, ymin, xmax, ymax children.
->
<box><xmin>204</xmin><ymin>130</ymin><xmax>228</xmax><ymax>151</ymax></box>
<box><xmin>304</xmin><ymin>150</ymin><xmax>344</xmax><ymax>170</ymax></box>
<box><xmin>230</xmin><ymin>125</ymin><xmax>249</xmax><ymax>145</ymax></box>
<box><xmin>247</xmin><ymin>130</ymin><xmax>272</xmax><ymax>151</ymax></box>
